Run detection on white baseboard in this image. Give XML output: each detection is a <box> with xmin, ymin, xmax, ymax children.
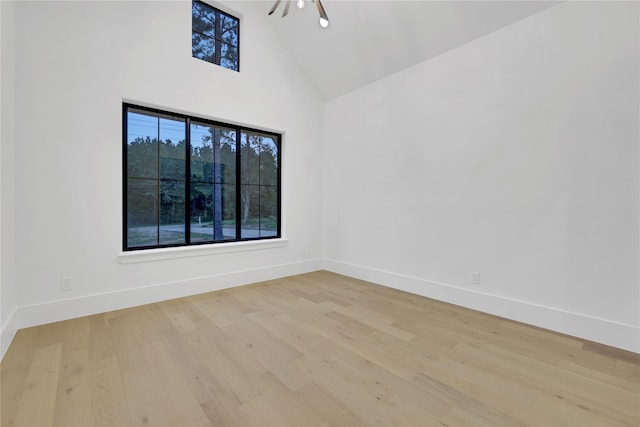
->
<box><xmin>324</xmin><ymin>259</ymin><xmax>640</xmax><ymax>353</ymax></box>
<box><xmin>0</xmin><ymin>307</ymin><xmax>18</xmax><ymax>361</ymax></box>
<box><xmin>0</xmin><ymin>258</ymin><xmax>323</xmax><ymax>361</ymax></box>
<box><xmin>3</xmin><ymin>257</ymin><xmax>637</xmax><ymax>361</ymax></box>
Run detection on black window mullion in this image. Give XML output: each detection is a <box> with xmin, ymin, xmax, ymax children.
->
<box><xmin>192</xmin><ymin>30</ymin><xmax>214</xmax><ymax>42</ymax></box>
<box><xmin>185</xmin><ymin>118</ymin><xmax>191</xmax><ymax>244</ymax></box>
<box><xmin>258</xmin><ymin>144</ymin><xmax>261</xmax><ymax>237</ymax></box>
<box><xmin>234</xmin><ymin>18</ymin><xmax>240</xmax><ymax>72</ymax></box>
<box><xmin>277</xmin><ymin>135</ymin><xmax>281</xmax><ymax>238</ymax></box>
<box><xmin>214</xmin><ymin>10</ymin><xmax>222</xmax><ymax>66</ymax></box>
<box><xmin>156</xmin><ymin>116</ymin><xmax>161</xmax><ymax>247</ymax></box>
<box><xmin>122</xmin><ymin>105</ymin><xmax>128</xmax><ymax>251</ymax></box>
<box><xmin>236</xmin><ymin>129</ymin><xmax>242</xmax><ymax>240</ymax></box>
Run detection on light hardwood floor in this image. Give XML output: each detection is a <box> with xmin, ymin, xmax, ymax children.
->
<box><xmin>1</xmin><ymin>271</ymin><xmax>638</xmax><ymax>426</ymax></box>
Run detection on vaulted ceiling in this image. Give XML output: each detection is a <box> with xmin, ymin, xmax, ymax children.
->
<box><xmin>263</xmin><ymin>1</ymin><xmax>560</xmax><ymax>100</ymax></box>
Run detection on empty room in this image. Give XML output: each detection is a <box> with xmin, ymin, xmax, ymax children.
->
<box><xmin>1</xmin><ymin>0</ymin><xmax>638</xmax><ymax>426</ymax></box>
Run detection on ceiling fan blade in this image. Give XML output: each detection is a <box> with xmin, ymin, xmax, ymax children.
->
<box><xmin>268</xmin><ymin>0</ymin><xmax>281</xmax><ymax>16</ymax></box>
<box><xmin>314</xmin><ymin>0</ymin><xmax>329</xmax><ymax>22</ymax></box>
<box><xmin>282</xmin><ymin>0</ymin><xmax>291</xmax><ymax>17</ymax></box>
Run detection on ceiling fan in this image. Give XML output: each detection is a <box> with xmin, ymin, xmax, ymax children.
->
<box><xmin>268</xmin><ymin>0</ymin><xmax>330</xmax><ymax>28</ymax></box>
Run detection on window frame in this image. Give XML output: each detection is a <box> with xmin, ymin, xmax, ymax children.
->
<box><xmin>122</xmin><ymin>103</ymin><xmax>281</xmax><ymax>252</ymax></box>
<box><xmin>191</xmin><ymin>0</ymin><xmax>240</xmax><ymax>72</ymax></box>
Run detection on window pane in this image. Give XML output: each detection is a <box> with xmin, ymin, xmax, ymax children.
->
<box><xmin>160</xmin><ymin>116</ymin><xmax>186</xmax><ymax>180</ymax></box>
<box><xmin>127</xmin><ymin>178</ymin><xmax>158</xmax><ymax>248</ymax></box>
<box><xmin>241</xmin><ymin>132</ymin><xmax>260</xmax><ymax>185</ymax></box>
<box><xmin>220</xmin><ymin>184</ymin><xmax>237</xmax><ymax>240</ymax></box>
<box><xmin>190</xmin><ymin>182</ymin><xmax>213</xmax><ymax>242</ymax></box>
<box><xmin>260</xmin><ymin>186</ymin><xmax>278</xmax><ymax>237</ymax></box>
<box><xmin>159</xmin><ymin>180</ymin><xmax>185</xmax><ymax>245</ymax></box>
<box><xmin>192</xmin><ymin>1</ymin><xmax>216</xmax><ymax>37</ymax></box>
<box><xmin>190</xmin><ymin>122</ymin><xmax>213</xmax><ymax>183</ymax></box>
<box><xmin>191</xmin><ymin>122</ymin><xmax>236</xmax><ymax>184</ymax></box>
<box><xmin>220</xmin><ymin>43</ymin><xmax>238</xmax><ymax>71</ymax></box>
<box><xmin>219</xmin><ymin>129</ymin><xmax>237</xmax><ymax>184</ymax></box>
<box><xmin>221</xmin><ymin>15</ymin><xmax>238</xmax><ymax>46</ymax></box>
<box><xmin>127</xmin><ymin>111</ymin><xmax>158</xmax><ymax>179</ymax></box>
<box><xmin>240</xmin><ymin>184</ymin><xmax>259</xmax><ymax>238</ymax></box>
<box><xmin>192</xmin><ymin>34</ymin><xmax>215</xmax><ymax>63</ymax></box>
<box><xmin>190</xmin><ymin>183</ymin><xmax>236</xmax><ymax>242</ymax></box>
<box><xmin>259</xmin><ymin>136</ymin><xmax>278</xmax><ymax>186</ymax></box>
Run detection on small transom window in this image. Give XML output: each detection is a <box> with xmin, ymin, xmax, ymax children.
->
<box><xmin>192</xmin><ymin>1</ymin><xmax>239</xmax><ymax>71</ymax></box>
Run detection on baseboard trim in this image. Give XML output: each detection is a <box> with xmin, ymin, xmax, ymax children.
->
<box><xmin>1</xmin><ymin>307</ymin><xmax>18</xmax><ymax>361</ymax></box>
<box><xmin>324</xmin><ymin>259</ymin><xmax>640</xmax><ymax>353</ymax></box>
<box><xmin>4</xmin><ymin>257</ymin><xmax>636</xmax><ymax>360</ymax></box>
<box><xmin>1</xmin><ymin>258</ymin><xmax>323</xmax><ymax>361</ymax></box>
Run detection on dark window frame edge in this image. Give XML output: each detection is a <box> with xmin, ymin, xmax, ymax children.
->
<box><xmin>122</xmin><ymin>102</ymin><xmax>282</xmax><ymax>252</ymax></box>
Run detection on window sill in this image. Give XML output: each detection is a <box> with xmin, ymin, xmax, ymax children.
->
<box><xmin>118</xmin><ymin>239</ymin><xmax>288</xmax><ymax>264</ymax></box>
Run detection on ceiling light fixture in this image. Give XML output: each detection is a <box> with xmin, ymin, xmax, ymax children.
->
<box><xmin>268</xmin><ymin>0</ymin><xmax>330</xmax><ymax>29</ymax></box>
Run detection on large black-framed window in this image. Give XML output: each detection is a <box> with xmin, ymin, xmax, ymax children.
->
<box><xmin>192</xmin><ymin>0</ymin><xmax>239</xmax><ymax>71</ymax></box>
<box><xmin>123</xmin><ymin>104</ymin><xmax>281</xmax><ymax>251</ymax></box>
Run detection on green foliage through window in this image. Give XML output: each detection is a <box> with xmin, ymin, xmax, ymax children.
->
<box><xmin>124</xmin><ymin>104</ymin><xmax>280</xmax><ymax>250</ymax></box>
<box><xmin>192</xmin><ymin>1</ymin><xmax>239</xmax><ymax>71</ymax></box>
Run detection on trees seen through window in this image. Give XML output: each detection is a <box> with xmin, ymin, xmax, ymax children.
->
<box><xmin>124</xmin><ymin>105</ymin><xmax>280</xmax><ymax>250</ymax></box>
<box><xmin>192</xmin><ymin>1</ymin><xmax>239</xmax><ymax>71</ymax></box>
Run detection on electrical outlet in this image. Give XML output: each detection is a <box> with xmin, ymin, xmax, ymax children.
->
<box><xmin>60</xmin><ymin>277</ymin><xmax>72</xmax><ymax>292</ymax></box>
<box><xmin>471</xmin><ymin>272</ymin><xmax>480</xmax><ymax>285</ymax></box>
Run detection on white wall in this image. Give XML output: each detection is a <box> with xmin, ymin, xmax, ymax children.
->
<box><xmin>1</xmin><ymin>0</ymin><xmax>17</xmax><ymax>358</ymax></box>
<box><xmin>2</xmin><ymin>0</ymin><xmax>324</xmax><ymax>358</ymax></box>
<box><xmin>324</xmin><ymin>1</ymin><xmax>640</xmax><ymax>352</ymax></box>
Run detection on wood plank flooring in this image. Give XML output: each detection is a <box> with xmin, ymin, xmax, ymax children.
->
<box><xmin>1</xmin><ymin>270</ymin><xmax>638</xmax><ymax>426</ymax></box>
